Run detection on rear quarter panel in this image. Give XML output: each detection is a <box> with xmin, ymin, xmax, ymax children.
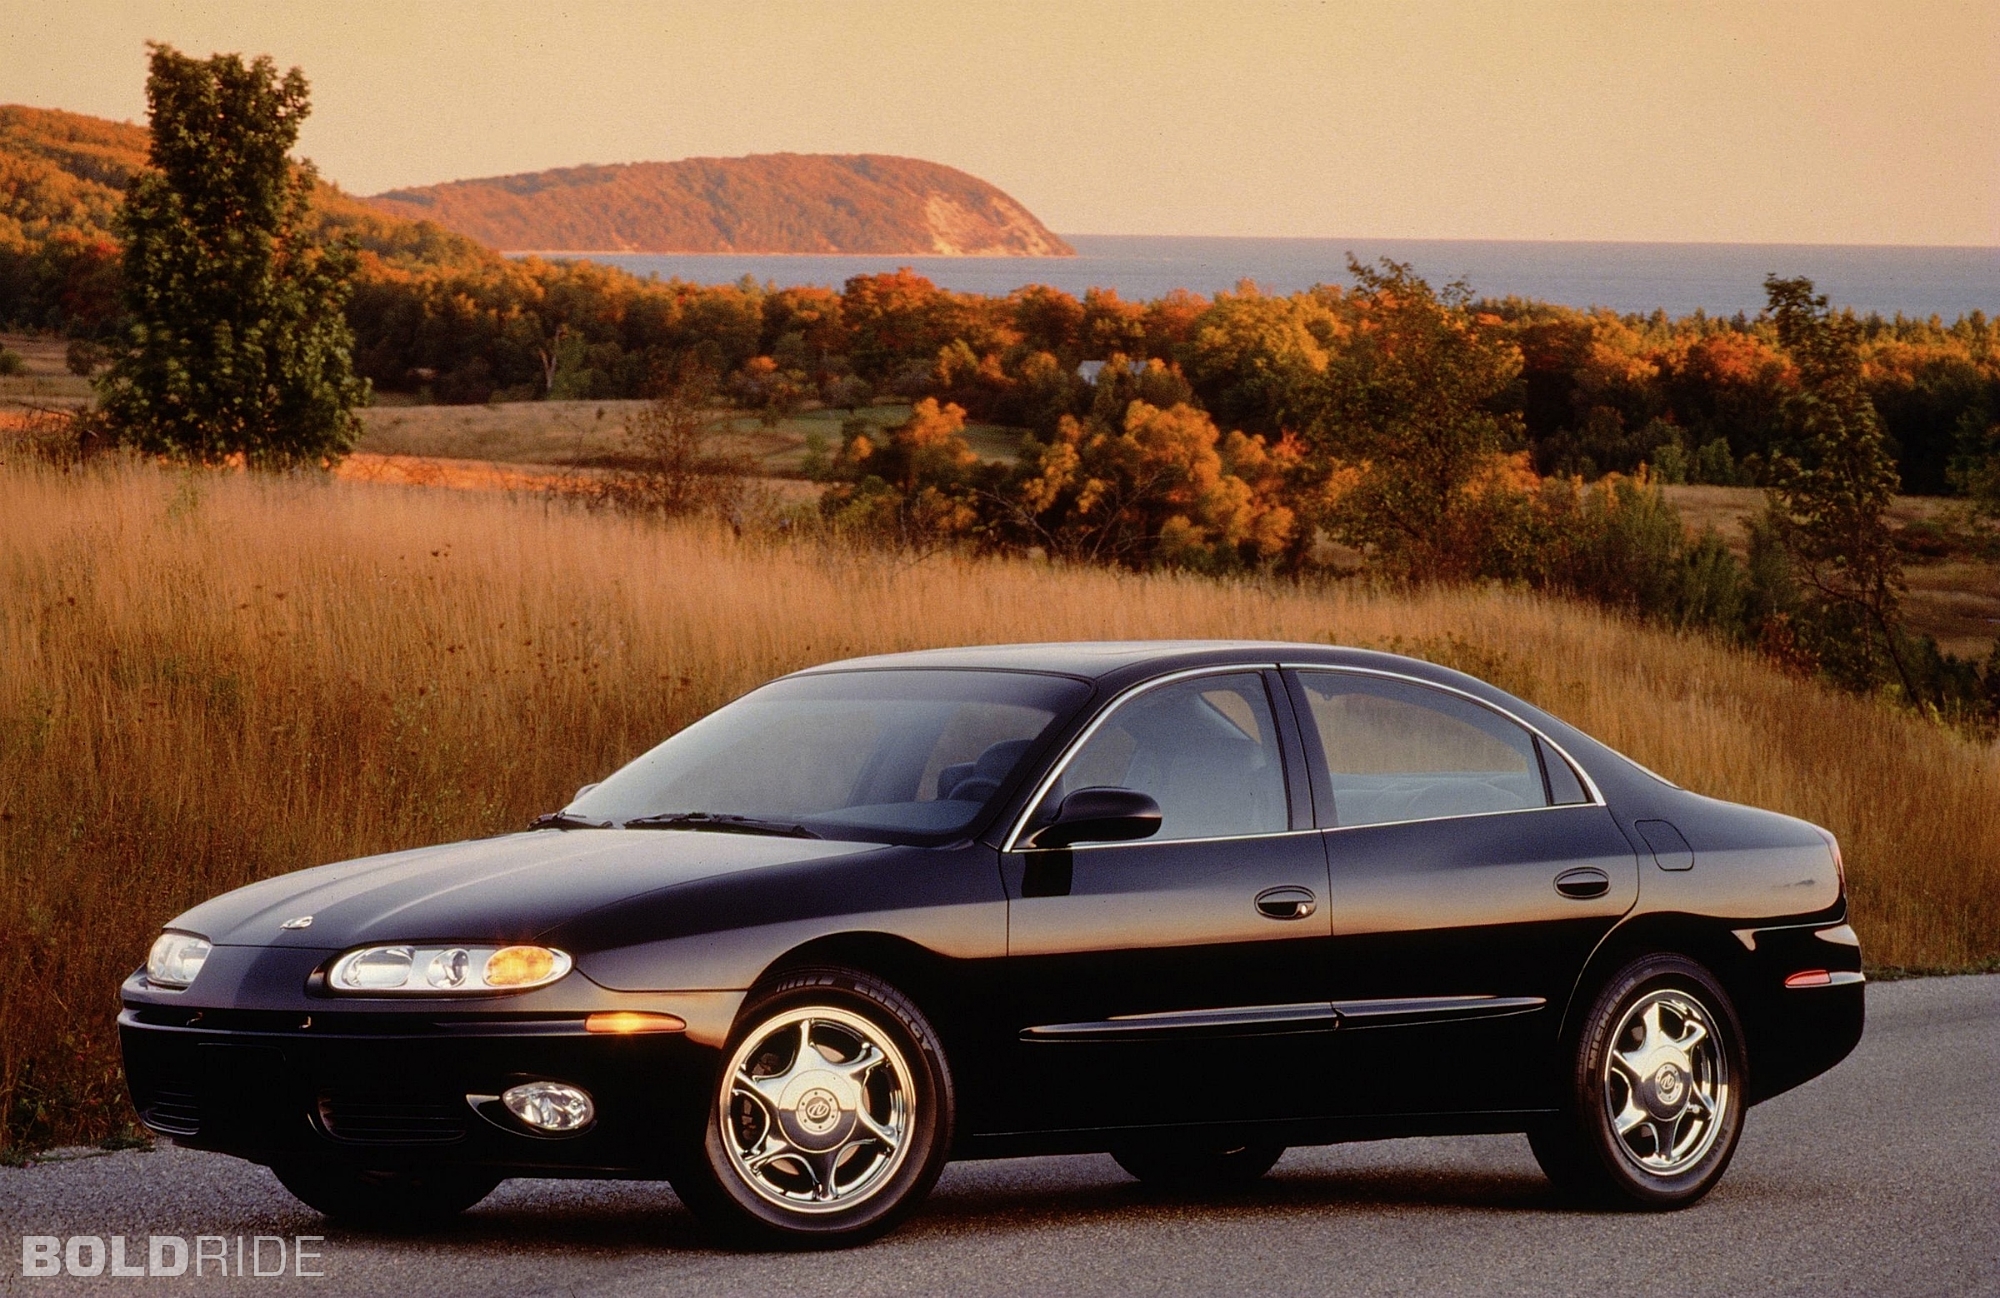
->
<box><xmin>1635</xmin><ymin>796</ymin><xmax>1841</xmax><ymax>920</ymax></box>
<box><xmin>1607</xmin><ymin>793</ymin><xmax>1859</xmax><ymax>1102</ymax></box>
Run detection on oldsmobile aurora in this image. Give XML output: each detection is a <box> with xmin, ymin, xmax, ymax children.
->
<box><xmin>120</xmin><ymin>642</ymin><xmax>1864</xmax><ymax>1246</ymax></box>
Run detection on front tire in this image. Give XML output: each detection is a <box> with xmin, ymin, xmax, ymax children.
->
<box><xmin>270</xmin><ymin>1162</ymin><xmax>500</xmax><ymax>1228</ymax></box>
<box><xmin>670</xmin><ymin>966</ymin><xmax>954</xmax><ymax>1248</ymax></box>
<box><xmin>1111</xmin><ymin>1142</ymin><xmax>1284</xmax><ymax>1188</ymax></box>
<box><xmin>1531</xmin><ymin>953</ymin><xmax>1746</xmax><ymax>1210</ymax></box>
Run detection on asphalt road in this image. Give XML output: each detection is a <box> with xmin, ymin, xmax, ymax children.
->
<box><xmin>5</xmin><ymin>974</ymin><xmax>1996</xmax><ymax>1298</ymax></box>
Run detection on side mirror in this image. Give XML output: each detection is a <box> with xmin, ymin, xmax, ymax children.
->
<box><xmin>572</xmin><ymin>782</ymin><xmax>600</xmax><ymax>804</ymax></box>
<box><xmin>1028</xmin><ymin>787</ymin><xmax>1162</xmax><ymax>849</ymax></box>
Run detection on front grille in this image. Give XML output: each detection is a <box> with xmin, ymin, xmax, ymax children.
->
<box><xmin>315</xmin><ymin>1092</ymin><xmax>468</xmax><ymax>1145</ymax></box>
<box><xmin>142</xmin><ymin>1088</ymin><xmax>203</xmax><ymax>1136</ymax></box>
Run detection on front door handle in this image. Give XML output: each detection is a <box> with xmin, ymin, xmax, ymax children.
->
<box><xmin>1255</xmin><ymin>886</ymin><xmax>1318</xmax><ymax>920</ymax></box>
<box><xmin>1554</xmin><ymin>867</ymin><xmax>1611</xmax><ymax>900</ymax></box>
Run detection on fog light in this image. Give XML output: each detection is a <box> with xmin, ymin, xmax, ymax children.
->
<box><xmin>502</xmin><ymin>1081</ymin><xmax>594</xmax><ymax>1132</ymax></box>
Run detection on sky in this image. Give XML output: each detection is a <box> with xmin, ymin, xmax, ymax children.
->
<box><xmin>4</xmin><ymin>0</ymin><xmax>1995</xmax><ymax>246</ymax></box>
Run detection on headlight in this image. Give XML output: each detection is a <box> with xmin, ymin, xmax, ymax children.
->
<box><xmin>326</xmin><ymin>944</ymin><xmax>572</xmax><ymax>994</ymax></box>
<box><xmin>146</xmin><ymin>933</ymin><xmax>213</xmax><ymax>989</ymax></box>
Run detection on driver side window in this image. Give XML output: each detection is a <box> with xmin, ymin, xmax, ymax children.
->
<box><xmin>1034</xmin><ymin>673</ymin><xmax>1290</xmax><ymax>843</ymax></box>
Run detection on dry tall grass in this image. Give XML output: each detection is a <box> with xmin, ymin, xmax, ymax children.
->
<box><xmin>3</xmin><ymin>458</ymin><xmax>1996</xmax><ymax>1154</ymax></box>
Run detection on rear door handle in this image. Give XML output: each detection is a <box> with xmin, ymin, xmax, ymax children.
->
<box><xmin>1554</xmin><ymin>867</ymin><xmax>1610</xmax><ymax>900</ymax></box>
<box><xmin>1255</xmin><ymin>886</ymin><xmax>1318</xmax><ymax>920</ymax></box>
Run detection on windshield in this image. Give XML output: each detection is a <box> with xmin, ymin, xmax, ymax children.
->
<box><xmin>569</xmin><ymin>670</ymin><xmax>1093</xmax><ymax>844</ymax></box>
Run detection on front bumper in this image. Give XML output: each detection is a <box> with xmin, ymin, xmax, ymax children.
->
<box><xmin>119</xmin><ymin>948</ymin><xmax>741</xmax><ymax>1176</ymax></box>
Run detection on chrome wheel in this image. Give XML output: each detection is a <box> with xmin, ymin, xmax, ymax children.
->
<box><xmin>719</xmin><ymin>1006</ymin><xmax>915</xmax><ymax>1214</ymax></box>
<box><xmin>1603</xmin><ymin>988</ymin><xmax>1729</xmax><ymax>1177</ymax></box>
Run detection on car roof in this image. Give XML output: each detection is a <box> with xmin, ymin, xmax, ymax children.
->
<box><xmin>789</xmin><ymin>640</ymin><xmax>1685</xmax><ymax>811</ymax></box>
<box><xmin>794</xmin><ymin>640</ymin><xmax>1416</xmax><ymax>682</ymax></box>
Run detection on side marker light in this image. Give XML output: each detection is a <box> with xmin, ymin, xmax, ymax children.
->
<box><xmin>585</xmin><ymin>1011</ymin><xmax>688</xmax><ymax>1034</ymax></box>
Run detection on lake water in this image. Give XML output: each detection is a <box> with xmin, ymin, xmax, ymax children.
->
<box><xmin>572</xmin><ymin>235</ymin><xmax>2000</xmax><ymax>320</ymax></box>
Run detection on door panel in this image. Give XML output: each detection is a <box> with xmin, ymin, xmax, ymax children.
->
<box><xmin>1003</xmin><ymin>832</ymin><xmax>1334</xmax><ymax>1131</ymax></box>
<box><xmin>1320</xmin><ymin>805</ymin><xmax>1637</xmax><ymax>1114</ymax></box>
<box><xmin>1283</xmin><ymin>669</ymin><xmax>1638</xmax><ymax>1117</ymax></box>
<box><xmin>999</xmin><ymin>669</ymin><xmax>1335</xmax><ymax>1134</ymax></box>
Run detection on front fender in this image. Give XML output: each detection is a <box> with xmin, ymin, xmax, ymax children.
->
<box><xmin>558</xmin><ymin>841</ymin><xmax>1007</xmax><ymax>992</ymax></box>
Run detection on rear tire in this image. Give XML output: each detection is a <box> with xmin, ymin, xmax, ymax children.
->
<box><xmin>669</xmin><ymin>966</ymin><xmax>954</xmax><ymax>1249</ymax></box>
<box><xmin>1531</xmin><ymin>953</ymin><xmax>1746</xmax><ymax>1210</ymax></box>
<box><xmin>270</xmin><ymin>1161</ymin><xmax>500</xmax><ymax>1228</ymax></box>
<box><xmin>1111</xmin><ymin>1142</ymin><xmax>1285</xmax><ymax>1188</ymax></box>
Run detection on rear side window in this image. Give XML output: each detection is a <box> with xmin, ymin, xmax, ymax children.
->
<box><xmin>1294</xmin><ymin>672</ymin><xmax>1557</xmax><ymax>827</ymax></box>
<box><xmin>1538</xmin><ymin>736</ymin><xmax>1591</xmax><ymax>805</ymax></box>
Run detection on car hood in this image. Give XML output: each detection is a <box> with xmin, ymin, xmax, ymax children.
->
<box><xmin>168</xmin><ymin>829</ymin><xmax>879</xmax><ymax>950</ymax></box>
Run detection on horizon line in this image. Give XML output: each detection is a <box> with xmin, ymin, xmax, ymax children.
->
<box><xmin>528</xmin><ymin>235</ymin><xmax>2000</xmax><ymax>255</ymax></box>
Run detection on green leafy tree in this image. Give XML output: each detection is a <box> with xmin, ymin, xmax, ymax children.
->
<box><xmin>1946</xmin><ymin>395</ymin><xmax>2000</xmax><ymax>521</ymax></box>
<box><xmin>1761</xmin><ymin>275</ymin><xmax>1917</xmax><ymax>700</ymax></box>
<box><xmin>98</xmin><ymin>45</ymin><xmax>365</xmax><ymax>465</ymax></box>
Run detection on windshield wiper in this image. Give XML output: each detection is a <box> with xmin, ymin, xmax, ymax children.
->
<box><xmin>529</xmin><ymin>811</ymin><xmax>611</xmax><ymax>831</ymax></box>
<box><xmin>620</xmin><ymin>812</ymin><xmax>822</xmax><ymax>839</ymax></box>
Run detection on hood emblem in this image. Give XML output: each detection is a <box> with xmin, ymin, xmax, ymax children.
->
<box><xmin>279</xmin><ymin>915</ymin><xmax>314</xmax><ymax>930</ymax></box>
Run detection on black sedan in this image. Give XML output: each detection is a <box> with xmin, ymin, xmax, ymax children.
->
<box><xmin>120</xmin><ymin>642</ymin><xmax>1864</xmax><ymax>1246</ymax></box>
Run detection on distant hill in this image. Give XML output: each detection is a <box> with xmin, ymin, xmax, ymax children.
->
<box><xmin>364</xmin><ymin>154</ymin><xmax>1075</xmax><ymax>257</ymax></box>
<box><xmin>0</xmin><ymin>105</ymin><xmax>148</xmax><ymax>239</ymax></box>
<box><xmin>0</xmin><ymin>104</ymin><xmax>491</xmax><ymax>269</ymax></box>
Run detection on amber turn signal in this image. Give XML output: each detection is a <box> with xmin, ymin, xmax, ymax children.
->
<box><xmin>584</xmin><ymin>1011</ymin><xmax>688</xmax><ymax>1034</ymax></box>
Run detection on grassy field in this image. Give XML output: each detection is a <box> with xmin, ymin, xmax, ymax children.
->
<box><xmin>0</xmin><ymin>332</ymin><xmax>92</xmax><ymax>413</ymax></box>
<box><xmin>1662</xmin><ymin>484</ymin><xmax>2000</xmax><ymax>661</ymax></box>
<box><xmin>11</xmin><ymin>327</ymin><xmax>1991</xmax><ymax>659</ymax></box>
<box><xmin>1</xmin><ymin>456</ymin><xmax>1996</xmax><ymax>1155</ymax></box>
<box><xmin>359</xmin><ymin>399</ymin><xmax>1999</xmax><ymax>663</ymax></box>
<box><xmin>355</xmin><ymin>397</ymin><xmax>1027</xmax><ymax>476</ymax></box>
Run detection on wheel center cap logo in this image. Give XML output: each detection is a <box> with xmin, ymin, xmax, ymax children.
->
<box><xmin>795</xmin><ymin>1087</ymin><xmax>841</xmax><ymax>1135</ymax></box>
<box><xmin>1654</xmin><ymin>1063</ymin><xmax>1685</xmax><ymax>1106</ymax></box>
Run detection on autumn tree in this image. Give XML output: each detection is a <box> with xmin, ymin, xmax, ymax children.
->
<box><xmin>1079</xmin><ymin>287</ymin><xmax>1148</xmax><ymax>359</ymax></box>
<box><xmin>822</xmin><ymin>398</ymin><xmax>986</xmax><ymax>547</ymax></box>
<box><xmin>1307</xmin><ymin>258</ymin><xmax>1525</xmax><ymax>579</ymax></box>
<box><xmin>99</xmin><ymin>45</ymin><xmax>365</xmax><ymax>465</ymax></box>
<box><xmin>840</xmin><ymin>269</ymin><xmax>967</xmax><ymax>386</ymax></box>
<box><xmin>1002</xmin><ymin>401</ymin><xmax>1296</xmax><ymax>570</ymax></box>
<box><xmin>1009</xmin><ymin>284</ymin><xmax>1085</xmax><ymax>358</ymax></box>
<box><xmin>1761</xmin><ymin>275</ymin><xmax>1916</xmax><ymax>699</ymax></box>
<box><xmin>1180</xmin><ymin>283</ymin><xmax>1340</xmax><ymax>434</ymax></box>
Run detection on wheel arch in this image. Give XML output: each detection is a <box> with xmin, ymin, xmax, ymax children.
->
<box><xmin>747</xmin><ymin>932</ymin><xmax>967</xmax><ymax>1049</ymax></box>
<box><xmin>757</xmin><ymin>931</ymin><xmax>947</xmax><ymax>993</ymax></box>
<box><xmin>1558</xmin><ymin>913</ymin><xmax>1760</xmax><ymax>1083</ymax></box>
